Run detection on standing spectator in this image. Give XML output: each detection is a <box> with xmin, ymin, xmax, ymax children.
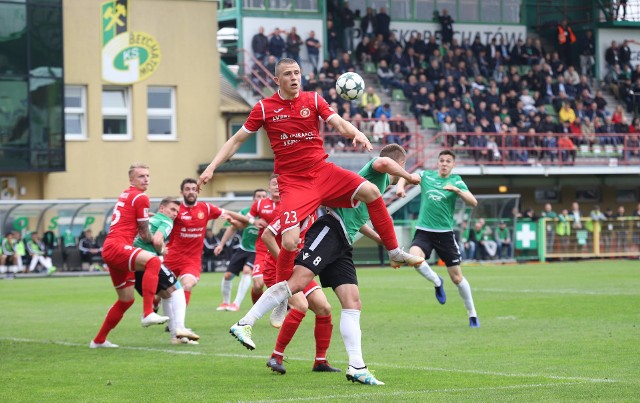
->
<box><xmin>614</xmin><ymin>206</ymin><xmax>628</xmax><ymax>252</ymax></box>
<box><xmin>285</xmin><ymin>26</ymin><xmax>303</xmax><ymax>64</ymax></box>
<box><xmin>389</xmin><ymin>114</ymin><xmax>410</xmax><ymax>144</ymax></box>
<box><xmin>616</xmin><ymin>0</ymin><xmax>628</xmax><ymax>20</ymax></box>
<box><xmin>79</xmin><ymin>229</ymin><xmax>103</xmax><ymax>271</ymax></box>
<box><xmin>371</xmin><ymin>113</ymin><xmax>391</xmax><ymax>144</ymax></box>
<box><xmin>540</xmin><ymin>203</ymin><xmax>557</xmax><ymax>252</ymax></box>
<box><xmin>341</xmin><ymin>1</ymin><xmax>355</xmax><ymax>54</ymax></box>
<box><xmin>557</xmin><ymin>18</ymin><xmax>576</xmax><ymax>67</ymax></box>
<box><xmin>437</xmin><ymin>9</ymin><xmax>455</xmax><ymax>46</ymax></box>
<box><xmin>305</xmin><ymin>30</ymin><xmax>321</xmax><ymax>74</ymax></box>
<box><xmin>495</xmin><ymin>221</ymin><xmax>512</xmax><ymax>259</ymax></box>
<box><xmin>605</xmin><ymin>41</ymin><xmax>619</xmax><ymax>74</ymax></box>
<box><xmin>558</xmin><ymin>134</ymin><xmax>576</xmax><ymax>164</ymax></box>
<box><xmin>268</xmin><ymin>28</ymin><xmax>286</xmax><ymax>62</ymax></box>
<box><xmin>251</xmin><ymin>26</ymin><xmax>269</xmax><ymax>64</ymax></box>
<box><xmin>375</xmin><ymin>6</ymin><xmax>391</xmax><ymax>41</ymax></box>
<box><xmin>579</xmin><ymin>30</ymin><xmax>595</xmax><ymax>78</ymax></box>
<box><xmin>360</xmin><ymin>7</ymin><xmax>376</xmax><ymax>39</ymax></box>
<box><xmin>60</xmin><ymin>228</ymin><xmax>77</xmax><ymax>271</ymax></box>
<box><xmin>618</xmin><ymin>40</ymin><xmax>632</xmax><ymax>71</ymax></box>
<box><xmin>326</xmin><ymin>20</ymin><xmax>338</xmax><ymax>60</ymax></box>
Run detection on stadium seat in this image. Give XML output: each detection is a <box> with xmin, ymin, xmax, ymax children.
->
<box><xmin>592</xmin><ymin>144</ymin><xmax>602</xmax><ymax>155</ymax></box>
<box><xmin>519</xmin><ymin>65</ymin><xmax>531</xmax><ymax>75</ymax></box>
<box><xmin>392</xmin><ymin>89</ymin><xmax>407</xmax><ymax>101</ymax></box>
<box><xmin>616</xmin><ymin>144</ymin><xmax>624</xmax><ymax>156</ymax></box>
<box><xmin>364</xmin><ymin>62</ymin><xmax>377</xmax><ymax>74</ymax></box>
<box><xmin>544</xmin><ymin>104</ymin><xmax>557</xmax><ymax>116</ymax></box>
<box><xmin>578</xmin><ymin>144</ymin><xmax>590</xmax><ymax>157</ymax></box>
<box><xmin>421</xmin><ymin>116</ymin><xmax>438</xmax><ymax>130</ymax></box>
<box><xmin>604</xmin><ymin>144</ymin><xmax>615</xmax><ymax>156</ymax></box>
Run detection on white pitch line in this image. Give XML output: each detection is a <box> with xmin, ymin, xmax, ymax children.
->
<box><xmin>395</xmin><ymin>286</ymin><xmax>639</xmax><ymax>296</ymax></box>
<box><xmin>242</xmin><ymin>382</ymin><xmax>589</xmax><ymax>403</ymax></box>
<box><xmin>2</xmin><ymin>337</ymin><xmax>616</xmax><ymax>384</ymax></box>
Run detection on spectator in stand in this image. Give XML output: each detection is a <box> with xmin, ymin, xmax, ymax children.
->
<box><xmin>252</xmin><ymin>27</ymin><xmax>269</xmax><ymax>64</ymax></box>
<box><xmin>374</xmin><ymin>103</ymin><xmax>392</xmax><ymax>120</ymax></box>
<box><xmin>531</xmin><ymin>39</ymin><xmax>545</xmax><ymax>66</ymax></box>
<box><xmin>354</xmin><ymin>36</ymin><xmax>373</xmax><ymax>68</ymax></box>
<box><xmin>605</xmin><ymin>41</ymin><xmax>619</xmax><ymax>74</ymax></box>
<box><xmin>550</xmin><ymin>51</ymin><xmax>565</xmax><ymax>76</ymax></box>
<box><xmin>329</xmin><ymin>58</ymin><xmax>342</xmax><ymax>78</ymax></box>
<box><xmin>510</xmin><ymin>38</ymin><xmax>526</xmax><ymax>65</ymax></box>
<box><xmin>360</xmin><ymin>7</ymin><xmax>376</xmax><ymax>39</ymax></box>
<box><xmin>564</xmin><ymin>65</ymin><xmax>580</xmax><ymax>86</ymax></box>
<box><xmin>285</xmin><ymin>26</ymin><xmax>303</xmax><ymax>65</ymax></box>
<box><xmin>341</xmin><ymin>1</ymin><xmax>355</xmax><ymax>53</ymax></box>
<box><xmin>403</xmin><ymin>74</ymin><xmax>420</xmax><ymax>99</ymax></box>
<box><xmin>614</xmin><ymin>205</ymin><xmax>628</xmax><ymax>252</ymax></box>
<box><xmin>326</xmin><ymin>19</ymin><xmax>338</xmax><ymax>60</ymax></box>
<box><xmin>405</xmin><ymin>47</ymin><xmax>420</xmax><ymax>73</ymax></box>
<box><xmin>437</xmin><ymin>9</ymin><xmax>455</xmax><ymax>46</ymax></box>
<box><xmin>559</xmin><ymin>101</ymin><xmax>576</xmax><ymax>124</ymax></box>
<box><xmin>79</xmin><ymin>229</ymin><xmax>103</xmax><ymax>271</ymax></box>
<box><xmin>390</xmin><ymin>64</ymin><xmax>406</xmax><ymax>90</ymax></box>
<box><xmin>360</xmin><ymin>86</ymin><xmax>381</xmax><ymax>112</ymax></box>
<box><xmin>558</xmin><ymin>134</ymin><xmax>576</xmax><ymax>164</ymax></box>
<box><xmin>557</xmin><ymin>19</ymin><xmax>576</xmax><ymax>67</ymax></box>
<box><xmin>459</xmin><ymin>221</ymin><xmax>475</xmax><ymax>261</ymax></box>
<box><xmin>412</xmin><ymin>86</ymin><xmax>433</xmax><ymax>123</ymax></box>
<box><xmin>268</xmin><ymin>28</ymin><xmax>286</xmax><ymax>62</ymax></box>
<box><xmin>594</xmin><ymin>90</ymin><xmax>608</xmax><ymax>113</ymax></box>
<box><xmin>540</xmin><ymin>133</ymin><xmax>558</xmax><ymax>162</ymax></box>
<box><xmin>390</xmin><ymin>45</ymin><xmax>408</xmax><ymax>75</ymax></box>
<box><xmin>305</xmin><ymin>30</ymin><xmax>321</xmax><ymax>74</ymax></box>
<box><xmin>579</xmin><ymin>30</ymin><xmax>595</xmax><ymax>78</ymax></box>
<box><xmin>441</xmin><ymin>115</ymin><xmax>457</xmax><ymax>147</ymax></box>
<box><xmin>495</xmin><ymin>221</ymin><xmax>512</xmax><ymax>259</ymax></box>
<box><xmin>619</xmin><ymin>40</ymin><xmax>633</xmax><ymax>71</ymax></box>
<box><xmin>389</xmin><ymin>114</ymin><xmax>409</xmax><ymax>145</ymax></box>
<box><xmin>371</xmin><ymin>114</ymin><xmax>391</xmax><ymax>144</ymax></box>
<box><xmin>612</xmin><ymin>104</ymin><xmax>625</xmax><ymax>125</ymax></box>
<box><xmin>375</xmin><ymin>6</ymin><xmax>391</xmax><ymax>41</ymax></box>
<box><xmin>339</xmin><ymin>52</ymin><xmax>356</xmax><ymax>73</ymax></box>
<box><xmin>26</xmin><ymin>232</ymin><xmax>56</xmax><ymax>275</ymax></box>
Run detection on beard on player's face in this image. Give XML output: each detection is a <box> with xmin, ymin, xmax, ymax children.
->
<box><xmin>183</xmin><ymin>192</ymin><xmax>197</xmax><ymax>205</ymax></box>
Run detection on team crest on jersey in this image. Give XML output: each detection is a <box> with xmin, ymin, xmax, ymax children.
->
<box><xmin>300</xmin><ymin>107</ymin><xmax>310</xmax><ymax>118</ymax></box>
<box><xmin>197</xmin><ymin>212</ymin><xmax>204</xmax><ymax>219</ymax></box>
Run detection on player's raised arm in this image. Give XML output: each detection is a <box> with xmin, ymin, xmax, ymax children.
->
<box><xmin>198</xmin><ymin>127</ymin><xmax>255</xmax><ymax>190</ymax></box>
<box><xmin>443</xmin><ymin>184</ymin><xmax>478</xmax><ymax>207</ymax></box>
<box><xmin>359</xmin><ymin>224</ymin><xmax>382</xmax><ymax>245</ymax></box>
<box><xmin>327</xmin><ymin>114</ymin><xmax>372</xmax><ymax>151</ymax></box>
<box><xmin>372</xmin><ymin>157</ymin><xmax>420</xmax><ymax>185</ymax></box>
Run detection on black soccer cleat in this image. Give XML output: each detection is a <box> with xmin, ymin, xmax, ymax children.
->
<box><xmin>312</xmin><ymin>361</ymin><xmax>342</xmax><ymax>373</ymax></box>
<box><xmin>267</xmin><ymin>357</ymin><xmax>286</xmax><ymax>374</ymax></box>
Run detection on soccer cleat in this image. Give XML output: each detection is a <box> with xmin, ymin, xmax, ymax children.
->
<box><xmin>469</xmin><ymin>316</ymin><xmax>480</xmax><ymax>328</ymax></box>
<box><xmin>171</xmin><ymin>337</ymin><xmax>199</xmax><ymax>345</ymax></box>
<box><xmin>266</xmin><ymin>357</ymin><xmax>286</xmax><ymax>374</ymax></box>
<box><xmin>176</xmin><ymin>327</ymin><xmax>200</xmax><ymax>341</ymax></box>
<box><xmin>141</xmin><ymin>312</ymin><xmax>170</xmax><ymax>327</ymax></box>
<box><xmin>270</xmin><ymin>300</ymin><xmax>287</xmax><ymax>329</ymax></box>
<box><xmin>388</xmin><ymin>249</ymin><xmax>424</xmax><ymax>269</ymax></box>
<box><xmin>435</xmin><ymin>275</ymin><xmax>447</xmax><ymax>304</ymax></box>
<box><xmin>226</xmin><ymin>303</ymin><xmax>240</xmax><ymax>312</ymax></box>
<box><xmin>229</xmin><ymin>322</ymin><xmax>256</xmax><ymax>350</ymax></box>
<box><xmin>216</xmin><ymin>303</ymin><xmax>229</xmax><ymax>311</ymax></box>
<box><xmin>47</xmin><ymin>266</ymin><xmax>57</xmax><ymax>276</ymax></box>
<box><xmin>346</xmin><ymin>366</ymin><xmax>384</xmax><ymax>385</ymax></box>
<box><xmin>90</xmin><ymin>340</ymin><xmax>119</xmax><ymax>349</ymax></box>
<box><xmin>312</xmin><ymin>361</ymin><xmax>342</xmax><ymax>373</ymax></box>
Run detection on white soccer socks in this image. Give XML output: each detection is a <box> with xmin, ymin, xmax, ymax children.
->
<box><xmin>233</xmin><ymin>274</ymin><xmax>252</xmax><ymax>307</ymax></box>
<box><xmin>340</xmin><ymin>309</ymin><xmax>365</xmax><ymax>369</ymax></box>
<box><xmin>456</xmin><ymin>277</ymin><xmax>477</xmax><ymax>317</ymax></box>
<box><xmin>415</xmin><ymin>261</ymin><xmax>441</xmax><ymax>286</ymax></box>
<box><xmin>239</xmin><ymin>280</ymin><xmax>292</xmax><ymax>326</ymax></box>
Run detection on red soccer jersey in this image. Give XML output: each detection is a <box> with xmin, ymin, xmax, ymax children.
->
<box><xmin>248</xmin><ymin>197</ymin><xmax>280</xmax><ymax>255</ymax></box>
<box><xmin>263</xmin><ymin>213</ymin><xmax>317</xmax><ymax>270</ymax></box>
<box><xmin>164</xmin><ymin>202</ymin><xmax>223</xmax><ymax>270</ymax></box>
<box><xmin>243</xmin><ymin>91</ymin><xmax>337</xmax><ymax>174</ymax></box>
<box><xmin>104</xmin><ymin>186</ymin><xmax>150</xmax><ymax>246</ymax></box>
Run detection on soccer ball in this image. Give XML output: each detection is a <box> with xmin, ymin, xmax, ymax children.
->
<box><xmin>336</xmin><ymin>72</ymin><xmax>365</xmax><ymax>101</ymax></box>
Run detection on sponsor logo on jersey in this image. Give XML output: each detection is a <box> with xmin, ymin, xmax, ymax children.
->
<box><xmin>300</xmin><ymin>107</ymin><xmax>310</xmax><ymax>117</ymax></box>
<box><xmin>197</xmin><ymin>212</ymin><xmax>204</xmax><ymax>219</ymax></box>
<box><xmin>426</xmin><ymin>190</ymin><xmax>446</xmax><ymax>201</ymax></box>
<box><xmin>273</xmin><ymin>114</ymin><xmax>290</xmax><ymax>122</ymax></box>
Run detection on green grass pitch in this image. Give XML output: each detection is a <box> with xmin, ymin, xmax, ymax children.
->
<box><xmin>1</xmin><ymin>260</ymin><xmax>638</xmax><ymax>402</ymax></box>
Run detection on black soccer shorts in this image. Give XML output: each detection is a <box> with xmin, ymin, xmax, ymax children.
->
<box><xmin>134</xmin><ymin>264</ymin><xmax>179</xmax><ymax>296</ymax></box>
<box><xmin>226</xmin><ymin>249</ymin><xmax>255</xmax><ymax>276</ymax></box>
<box><xmin>411</xmin><ymin>229</ymin><xmax>462</xmax><ymax>267</ymax></box>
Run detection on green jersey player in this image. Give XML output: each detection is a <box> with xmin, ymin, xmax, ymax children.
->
<box><xmin>396</xmin><ymin>149</ymin><xmax>480</xmax><ymax>328</ymax></box>
<box><xmin>133</xmin><ymin>197</ymin><xmax>200</xmax><ymax>344</ymax></box>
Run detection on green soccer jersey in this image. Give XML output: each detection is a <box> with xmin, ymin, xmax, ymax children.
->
<box><xmin>415</xmin><ymin>170</ymin><xmax>469</xmax><ymax>232</ymax></box>
<box><xmin>133</xmin><ymin>212</ymin><xmax>173</xmax><ymax>255</ymax></box>
<box><xmin>239</xmin><ymin>207</ymin><xmax>259</xmax><ymax>252</ymax></box>
<box><xmin>333</xmin><ymin>158</ymin><xmax>389</xmax><ymax>244</ymax></box>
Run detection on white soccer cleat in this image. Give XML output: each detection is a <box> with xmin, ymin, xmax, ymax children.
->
<box><xmin>176</xmin><ymin>327</ymin><xmax>200</xmax><ymax>341</ymax></box>
<box><xmin>141</xmin><ymin>312</ymin><xmax>170</xmax><ymax>327</ymax></box>
<box><xmin>90</xmin><ymin>340</ymin><xmax>119</xmax><ymax>349</ymax></box>
<box><xmin>270</xmin><ymin>300</ymin><xmax>287</xmax><ymax>329</ymax></box>
<box><xmin>346</xmin><ymin>366</ymin><xmax>385</xmax><ymax>385</ymax></box>
<box><xmin>229</xmin><ymin>322</ymin><xmax>256</xmax><ymax>350</ymax></box>
<box><xmin>171</xmin><ymin>337</ymin><xmax>199</xmax><ymax>345</ymax></box>
<box><xmin>388</xmin><ymin>249</ymin><xmax>424</xmax><ymax>269</ymax></box>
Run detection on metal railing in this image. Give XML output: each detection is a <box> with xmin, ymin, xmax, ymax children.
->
<box><xmin>424</xmin><ymin>131</ymin><xmax>640</xmax><ymax>167</ymax></box>
<box><xmin>237</xmin><ymin>48</ymin><xmax>277</xmax><ymax>99</ymax></box>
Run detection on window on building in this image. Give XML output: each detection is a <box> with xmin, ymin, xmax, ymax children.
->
<box><xmin>147</xmin><ymin>87</ymin><xmax>176</xmax><ymax>140</ymax></box>
<box><xmin>415</xmin><ymin>0</ymin><xmax>436</xmax><ymax>22</ymax></box>
<box><xmin>460</xmin><ymin>0</ymin><xmax>479</xmax><ymax>21</ymax></box>
<box><xmin>390</xmin><ymin>0</ymin><xmax>411</xmax><ymax>20</ymax></box>
<box><xmin>503</xmin><ymin>0</ymin><xmax>521</xmax><ymax>23</ymax></box>
<box><xmin>480</xmin><ymin>0</ymin><xmax>500</xmax><ymax>22</ymax></box>
<box><xmin>295</xmin><ymin>0</ymin><xmax>318</xmax><ymax>11</ymax></box>
<box><xmin>64</xmin><ymin>85</ymin><xmax>86</xmax><ymax>140</ymax></box>
<box><xmin>243</xmin><ymin>0</ymin><xmax>265</xmax><ymax>9</ymax></box>
<box><xmin>102</xmin><ymin>87</ymin><xmax>131</xmax><ymax>140</ymax></box>
<box><xmin>437</xmin><ymin>0</ymin><xmax>458</xmax><ymax>20</ymax></box>
<box><xmin>270</xmin><ymin>0</ymin><xmax>292</xmax><ymax>10</ymax></box>
<box><xmin>367</xmin><ymin>0</ymin><xmax>388</xmax><ymax>13</ymax></box>
<box><xmin>230</xmin><ymin>122</ymin><xmax>259</xmax><ymax>156</ymax></box>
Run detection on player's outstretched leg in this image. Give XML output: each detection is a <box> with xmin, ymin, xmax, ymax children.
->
<box><xmin>414</xmin><ymin>260</ymin><xmax>446</xmax><ymax>304</ymax></box>
<box><xmin>229</xmin><ymin>280</ymin><xmax>292</xmax><ymax>349</ymax></box>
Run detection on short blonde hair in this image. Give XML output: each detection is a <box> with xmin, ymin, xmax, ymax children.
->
<box><xmin>128</xmin><ymin>162</ymin><xmax>149</xmax><ymax>178</ymax></box>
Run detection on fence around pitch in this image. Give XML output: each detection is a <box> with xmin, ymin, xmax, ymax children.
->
<box><xmin>541</xmin><ymin>217</ymin><xmax>640</xmax><ymax>261</ymax></box>
<box><xmin>424</xmin><ymin>131</ymin><xmax>640</xmax><ymax>167</ymax></box>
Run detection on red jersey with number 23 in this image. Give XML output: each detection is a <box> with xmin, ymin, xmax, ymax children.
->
<box><xmin>164</xmin><ymin>202</ymin><xmax>223</xmax><ymax>272</ymax></box>
<box><xmin>242</xmin><ymin>91</ymin><xmax>337</xmax><ymax>174</ymax></box>
<box><xmin>104</xmin><ymin>186</ymin><xmax>150</xmax><ymax>247</ymax></box>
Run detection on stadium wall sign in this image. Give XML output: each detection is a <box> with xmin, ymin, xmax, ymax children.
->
<box><xmin>353</xmin><ymin>21</ymin><xmax>526</xmax><ymax>49</ymax></box>
<box><xmin>597</xmin><ymin>28</ymin><xmax>640</xmax><ymax>80</ymax></box>
<box><xmin>101</xmin><ymin>0</ymin><xmax>161</xmax><ymax>84</ymax></box>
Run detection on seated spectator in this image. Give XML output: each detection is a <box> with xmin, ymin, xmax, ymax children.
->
<box><xmin>540</xmin><ymin>133</ymin><xmax>558</xmax><ymax>162</ymax></box>
<box><xmin>354</xmin><ymin>36</ymin><xmax>373</xmax><ymax>67</ymax></box>
<box><xmin>558</xmin><ymin>134</ymin><xmax>576</xmax><ymax>164</ymax></box>
<box><xmin>25</xmin><ymin>232</ymin><xmax>56</xmax><ymax>274</ymax></box>
<box><xmin>520</xmin><ymin>88</ymin><xmax>536</xmax><ymax>114</ymax></box>
<box><xmin>494</xmin><ymin>221</ymin><xmax>512</xmax><ymax>259</ymax></box>
<box><xmin>441</xmin><ymin>115</ymin><xmax>457</xmax><ymax>147</ymax></box>
<box><xmin>371</xmin><ymin>114</ymin><xmax>391</xmax><ymax>144</ymax></box>
<box><xmin>402</xmin><ymin>74</ymin><xmax>419</xmax><ymax>99</ymax></box>
<box><xmin>389</xmin><ymin>114</ymin><xmax>410</xmax><ymax>144</ymax></box>
<box><xmin>625</xmin><ymin>134</ymin><xmax>639</xmax><ymax>160</ymax></box>
<box><xmin>339</xmin><ymin>52</ymin><xmax>355</xmax><ymax>73</ymax></box>
<box><xmin>412</xmin><ymin>87</ymin><xmax>434</xmax><ymax>123</ymax></box>
<box><xmin>360</xmin><ymin>86</ymin><xmax>381</xmax><ymax>111</ymax></box>
<box><xmin>486</xmin><ymin>135</ymin><xmax>501</xmax><ymax>161</ymax></box>
<box><xmin>374</xmin><ymin>103</ymin><xmax>392</xmax><ymax>119</ymax></box>
<box><xmin>376</xmin><ymin>59</ymin><xmax>394</xmax><ymax>93</ymax></box>
<box><xmin>79</xmin><ymin>229</ymin><xmax>103</xmax><ymax>271</ymax></box>
<box><xmin>559</xmin><ymin>102</ymin><xmax>576</xmax><ymax>123</ymax></box>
